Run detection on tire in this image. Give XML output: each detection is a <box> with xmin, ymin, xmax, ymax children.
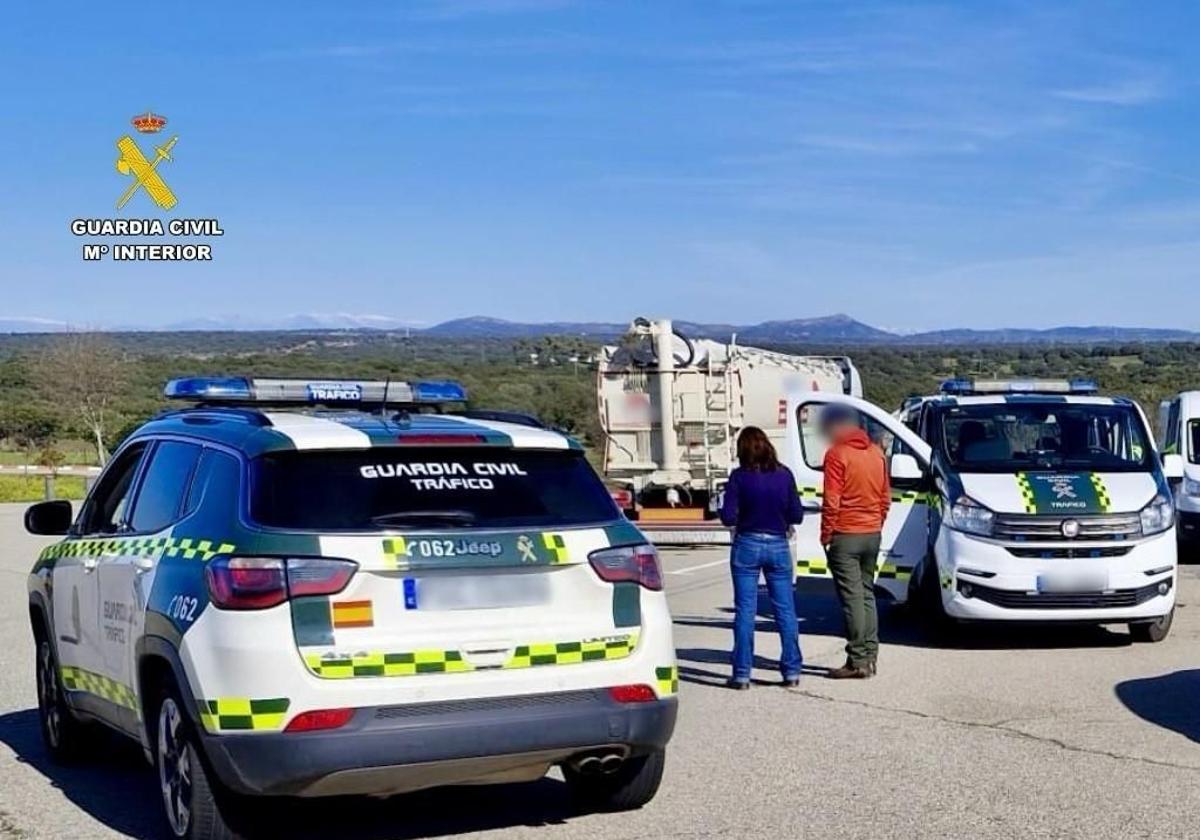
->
<box><xmin>916</xmin><ymin>561</ymin><xmax>956</xmax><ymax>640</ymax></box>
<box><xmin>35</xmin><ymin>638</ymin><xmax>87</xmax><ymax>763</ymax></box>
<box><xmin>564</xmin><ymin>749</ymin><xmax>666</xmax><ymax>812</ymax></box>
<box><xmin>152</xmin><ymin>685</ymin><xmax>247</xmax><ymax>840</ymax></box>
<box><xmin>1130</xmin><ymin>609</ymin><xmax>1174</xmax><ymax>643</ymax></box>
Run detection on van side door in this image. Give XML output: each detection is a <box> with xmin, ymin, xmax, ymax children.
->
<box><xmin>785</xmin><ymin>392</ymin><xmax>933</xmax><ymax>602</ymax></box>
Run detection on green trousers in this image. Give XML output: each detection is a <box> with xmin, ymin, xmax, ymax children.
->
<box><xmin>826</xmin><ymin>532</ymin><xmax>883</xmax><ymax>668</ymax></box>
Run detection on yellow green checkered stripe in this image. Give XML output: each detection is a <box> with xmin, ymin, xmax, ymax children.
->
<box><xmin>1089</xmin><ymin>474</ymin><xmax>1112</xmax><ymax>512</ymax></box>
<box><xmin>655</xmin><ymin>665</ymin><xmax>679</xmax><ymax>696</ymax></box>
<box><xmin>1015</xmin><ymin>472</ymin><xmax>1037</xmax><ymax>514</ymax></box>
<box><xmin>304</xmin><ymin>632</ymin><xmax>639</xmax><ymax>680</ymax></box>
<box><xmin>796</xmin><ymin>557</ymin><xmax>913</xmax><ymax>581</ymax></box>
<box><xmin>60</xmin><ymin>666</ymin><xmax>137</xmax><ymax>710</ymax></box>
<box><xmin>39</xmin><ymin>536</ymin><xmax>236</xmax><ymax>563</ymax></box>
<box><xmin>798</xmin><ymin>486</ymin><xmax>935</xmax><ymax>505</ymax></box>
<box><xmin>305</xmin><ymin>650</ymin><xmax>472</xmax><ymax>679</ymax></box>
<box><xmin>197</xmin><ymin>697</ymin><xmax>291</xmax><ymax>732</ymax></box>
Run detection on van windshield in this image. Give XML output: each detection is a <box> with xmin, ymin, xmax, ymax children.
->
<box><xmin>250</xmin><ymin>447</ymin><xmax>620</xmax><ymax>531</ymax></box>
<box><xmin>938</xmin><ymin>402</ymin><xmax>1153</xmax><ymax>473</ymax></box>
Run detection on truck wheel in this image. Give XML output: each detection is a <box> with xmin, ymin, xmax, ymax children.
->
<box><xmin>153</xmin><ymin>687</ymin><xmax>246</xmax><ymax>840</ymax></box>
<box><xmin>564</xmin><ymin>749</ymin><xmax>666</xmax><ymax>812</ymax></box>
<box><xmin>35</xmin><ymin>639</ymin><xmax>87</xmax><ymax>762</ymax></box>
<box><xmin>1130</xmin><ymin>609</ymin><xmax>1174</xmax><ymax>643</ymax></box>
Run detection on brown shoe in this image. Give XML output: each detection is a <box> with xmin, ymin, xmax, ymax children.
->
<box><xmin>828</xmin><ymin>664</ymin><xmax>870</xmax><ymax>680</ymax></box>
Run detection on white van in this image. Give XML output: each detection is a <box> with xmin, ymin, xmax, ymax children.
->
<box><xmin>1158</xmin><ymin>390</ymin><xmax>1200</xmax><ymax>549</ymax></box>
<box><xmin>787</xmin><ymin>379</ymin><xmax>1183</xmax><ymax>641</ymax></box>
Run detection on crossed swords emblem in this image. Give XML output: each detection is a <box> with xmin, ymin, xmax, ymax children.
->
<box><xmin>516</xmin><ymin>535</ymin><xmax>538</xmax><ymax>563</ymax></box>
<box><xmin>1049</xmin><ymin>477</ymin><xmax>1078</xmax><ymax>499</ymax></box>
<box><xmin>115</xmin><ymin>134</ymin><xmax>179</xmax><ymax>211</ymax></box>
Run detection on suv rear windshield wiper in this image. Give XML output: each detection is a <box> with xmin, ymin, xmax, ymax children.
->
<box><xmin>369</xmin><ymin>510</ymin><xmax>478</xmax><ymax>528</ymax></box>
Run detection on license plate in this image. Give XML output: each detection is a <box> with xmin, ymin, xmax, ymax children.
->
<box><xmin>1036</xmin><ymin>570</ymin><xmax>1108</xmax><ymax>593</ymax></box>
<box><xmin>409</xmin><ymin>573</ymin><xmax>551</xmax><ymax>611</ymax></box>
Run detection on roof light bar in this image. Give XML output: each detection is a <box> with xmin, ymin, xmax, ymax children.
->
<box><xmin>164</xmin><ymin>377</ymin><xmax>468</xmax><ymax>406</ymax></box>
<box><xmin>939</xmin><ymin>378</ymin><xmax>1099</xmax><ymax>396</ymax></box>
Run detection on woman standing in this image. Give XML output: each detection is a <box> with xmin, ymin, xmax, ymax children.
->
<box><xmin>719</xmin><ymin>426</ymin><xmax>804</xmax><ymax>689</ymax></box>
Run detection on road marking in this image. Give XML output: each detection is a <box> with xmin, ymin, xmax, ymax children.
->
<box><xmin>667</xmin><ymin>558</ymin><xmax>728</xmax><ymax>575</ymax></box>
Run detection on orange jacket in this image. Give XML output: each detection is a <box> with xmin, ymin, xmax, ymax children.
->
<box><xmin>821</xmin><ymin>427</ymin><xmax>890</xmax><ymax>545</ymax></box>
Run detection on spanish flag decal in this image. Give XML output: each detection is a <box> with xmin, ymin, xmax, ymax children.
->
<box><xmin>332</xmin><ymin>600</ymin><xmax>374</xmax><ymax>629</ymax></box>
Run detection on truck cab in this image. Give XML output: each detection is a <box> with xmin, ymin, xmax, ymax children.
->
<box><xmin>1158</xmin><ymin>390</ymin><xmax>1200</xmax><ymax>551</ymax></box>
<box><xmin>787</xmin><ymin>378</ymin><xmax>1181</xmax><ymax>641</ymax></box>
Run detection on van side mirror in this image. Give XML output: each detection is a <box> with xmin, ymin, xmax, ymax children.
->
<box><xmin>1162</xmin><ymin>453</ymin><xmax>1185</xmax><ymax>481</ymax></box>
<box><xmin>25</xmin><ymin>500</ymin><xmax>73</xmax><ymax>536</ymax></box>
<box><xmin>890</xmin><ymin>453</ymin><xmax>923</xmax><ymax>481</ymax></box>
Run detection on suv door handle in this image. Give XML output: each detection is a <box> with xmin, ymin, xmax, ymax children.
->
<box><xmin>81</xmin><ymin>556</ymin><xmax>98</xmax><ymax>573</ymax></box>
<box><xmin>133</xmin><ymin>556</ymin><xmax>155</xmax><ymax>572</ymax></box>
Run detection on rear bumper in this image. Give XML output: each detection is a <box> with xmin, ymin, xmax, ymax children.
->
<box><xmin>201</xmin><ymin>689</ymin><xmax>677</xmax><ymax>797</ymax></box>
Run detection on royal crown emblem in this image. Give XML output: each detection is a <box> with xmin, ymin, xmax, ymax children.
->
<box><xmin>131</xmin><ymin>111</ymin><xmax>168</xmax><ymax>134</ymax></box>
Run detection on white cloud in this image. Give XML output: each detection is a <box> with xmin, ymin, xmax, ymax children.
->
<box><xmin>1052</xmin><ymin>77</ymin><xmax>1166</xmax><ymax>106</ymax></box>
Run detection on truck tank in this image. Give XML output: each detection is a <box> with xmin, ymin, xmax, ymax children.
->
<box><xmin>597</xmin><ymin>318</ymin><xmax>861</xmax><ymax>542</ymax></box>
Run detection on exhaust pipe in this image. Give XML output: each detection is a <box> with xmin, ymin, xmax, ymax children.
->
<box><xmin>575</xmin><ymin>756</ymin><xmax>603</xmax><ymax>775</ymax></box>
<box><xmin>599</xmin><ymin>754</ymin><xmax>624</xmax><ymax>774</ymax></box>
<box><xmin>570</xmin><ymin>750</ymin><xmax>626</xmax><ymax>775</ymax></box>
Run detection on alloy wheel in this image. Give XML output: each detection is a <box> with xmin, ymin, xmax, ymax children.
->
<box><xmin>157</xmin><ymin>697</ymin><xmax>193</xmax><ymax>837</ymax></box>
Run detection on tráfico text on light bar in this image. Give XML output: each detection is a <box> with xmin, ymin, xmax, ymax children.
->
<box><xmin>163</xmin><ymin>377</ymin><xmax>468</xmax><ymax>405</ymax></box>
<box><xmin>939</xmin><ymin>378</ymin><xmax>1098</xmax><ymax>396</ymax></box>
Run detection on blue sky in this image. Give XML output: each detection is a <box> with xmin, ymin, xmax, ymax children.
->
<box><xmin>1</xmin><ymin>0</ymin><xmax>1198</xmax><ymax>331</ymax></box>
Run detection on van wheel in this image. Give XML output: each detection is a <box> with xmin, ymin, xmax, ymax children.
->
<box><xmin>1130</xmin><ymin>609</ymin><xmax>1174</xmax><ymax>643</ymax></box>
<box><xmin>564</xmin><ymin>749</ymin><xmax>666</xmax><ymax>812</ymax></box>
<box><xmin>916</xmin><ymin>563</ymin><xmax>956</xmax><ymax>639</ymax></box>
<box><xmin>153</xmin><ymin>688</ymin><xmax>246</xmax><ymax>839</ymax></box>
<box><xmin>35</xmin><ymin>639</ymin><xmax>87</xmax><ymax>762</ymax></box>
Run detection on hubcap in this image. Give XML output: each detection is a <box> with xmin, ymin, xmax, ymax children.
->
<box><xmin>37</xmin><ymin>643</ymin><xmax>61</xmax><ymax>748</ymax></box>
<box><xmin>157</xmin><ymin>698</ymin><xmax>192</xmax><ymax>837</ymax></box>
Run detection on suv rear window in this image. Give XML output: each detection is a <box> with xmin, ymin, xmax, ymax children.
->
<box><xmin>249</xmin><ymin>447</ymin><xmax>620</xmax><ymax>531</ymax></box>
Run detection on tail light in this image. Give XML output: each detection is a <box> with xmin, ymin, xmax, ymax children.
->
<box><xmin>206</xmin><ymin>556</ymin><xmax>358</xmax><ymax>610</ymax></box>
<box><xmin>284</xmin><ymin>707</ymin><xmax>355</xmax><ymax>733</ymax></box>
<box><xmin>608</xmin><ymin>684</ymin><xmax>657</xmax><ymax>703</ymax></box>
<box><xmin>588</xmin><ymin>544</ymin><xmax>663</xmax><ymax>591</ymax></box>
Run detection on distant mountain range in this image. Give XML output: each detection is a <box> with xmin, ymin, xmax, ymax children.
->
<box><xmin>3</xmin><ymin>313</ymin><xmax>1199</xmax><ymax>345</ymax></box>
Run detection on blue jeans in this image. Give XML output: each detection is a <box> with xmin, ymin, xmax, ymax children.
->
<box><xmin>730</xmin><ymin>533</ymin><xmax>803</xmax><ymax>682</ymax></box>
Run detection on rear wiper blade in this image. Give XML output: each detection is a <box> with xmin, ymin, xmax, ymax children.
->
<box><xmin>370</xmin><ymin>510</ymin><xmax>478</xmax><ymax>527</ymax></box>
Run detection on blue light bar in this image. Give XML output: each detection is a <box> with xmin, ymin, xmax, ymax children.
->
<box><xmin>164</xmin><ymin>377</ymin><xmax>253</xmax><ymax>400</ymax></box>
<box><xmin>939</xmin><ymin>377</ymin><xmax>1099</xmax><ymax>396</ymax></box>
<box><xmin>413</xmin><ymin>380</ymin><xmax>468</xmax><ymax>402</ymax></box>
<box><xmin>163</xmin><ymin>377</ymin><xmax>468</xmax><ymax>406</ymax></box>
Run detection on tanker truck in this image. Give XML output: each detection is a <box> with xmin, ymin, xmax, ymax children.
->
<box><xmin>597</xmin><ymin>317</ymin><xmax>862</xmax><ymax>545</ymax></box>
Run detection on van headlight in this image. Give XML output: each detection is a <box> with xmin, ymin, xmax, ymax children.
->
<box><xmin>1184</xmin><ymin>477</ymin><xmax>1200</xmax><ymax>498</ymax></box>
<box><xmin>948</xmin><ymin>496</ymin><xmax>994</xmax><ymax>537</ymax></box>
<box><xmin>1140</xmin><ymin>495</ymin><xmax>1174</xmax><ymax>536</ymax></box>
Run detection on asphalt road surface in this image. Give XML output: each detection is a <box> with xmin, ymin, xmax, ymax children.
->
<box><xmin>2</xmin><ymin>503</ymin><xmax>1199</xmax><ymax>839</ymax></box>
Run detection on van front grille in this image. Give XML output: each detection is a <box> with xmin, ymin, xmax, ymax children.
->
<box><xmin>992</xmin><ymin>513</ymin><xmax>1141</xmax><ymax>543</ymax></box>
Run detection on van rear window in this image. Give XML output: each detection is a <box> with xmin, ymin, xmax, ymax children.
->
<box><xmin>249</xmin><ymin>447</ymin><xmax>620</xmax><ymax>531</ymax></box>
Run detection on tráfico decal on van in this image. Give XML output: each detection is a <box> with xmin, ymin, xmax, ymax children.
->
<box><xmin>1016</xmin><ymin>472</ymin><xmax>1111</xmax><ymax>514</ymax></box>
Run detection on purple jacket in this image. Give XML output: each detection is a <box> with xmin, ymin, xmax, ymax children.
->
<box><xmin>719</xmin><ymin>466</ymin><xmax>804</xmax><ymax>536</ymax></box>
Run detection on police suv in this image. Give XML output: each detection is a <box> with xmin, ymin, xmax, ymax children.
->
<box><xmin>788</xmin><ymin>378</ymin><xmax>1181</xmax><ymax>640</ymax></box>
<box><xmin>26</xmin><ymin>377</ymin><xmax>677</xmax><ymax>839</ymax></box>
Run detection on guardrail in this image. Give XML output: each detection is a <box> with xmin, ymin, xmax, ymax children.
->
<box><xmin>0</xmin><ymin>465</ymin><xmax>100</xmax><ymax>500</ymax></box>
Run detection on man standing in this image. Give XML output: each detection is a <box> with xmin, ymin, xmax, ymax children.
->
<box><xmin>820</xmin><ymin>406</ymin><xmax>890</xmax><ymax>679</ymax></box>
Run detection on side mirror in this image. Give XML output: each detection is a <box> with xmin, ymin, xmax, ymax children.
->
<box><xmin>890</xmin><ymin>453</ymin><xmax>923</xmax><ymax>481</ymax></box>
<box><xmin>25</xmin><ymin>500</ymin><xmax>73</xmax><ymax>536</ymax></box>
<box><xmin>1162</xmin><ymin>453</ymin><xmax>1185</xmax><ymax>481</ymax></box>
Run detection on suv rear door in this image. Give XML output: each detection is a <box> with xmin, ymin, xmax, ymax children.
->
<box><xmin>248</xmin><ymin>446</ymin><xmax>646</xmax><ymax>683</ymax></box>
